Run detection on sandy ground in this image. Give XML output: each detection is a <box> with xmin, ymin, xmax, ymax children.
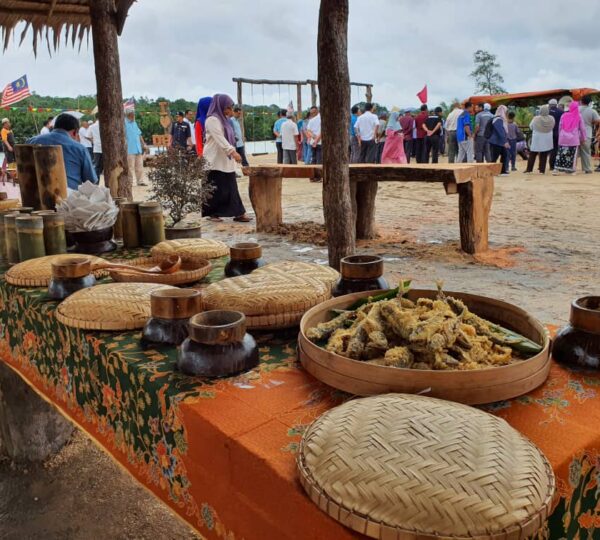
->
<box><xmin>1</xmin><ymin>152</ymin><xmax>599</xmax><ymax>539</ymax></box>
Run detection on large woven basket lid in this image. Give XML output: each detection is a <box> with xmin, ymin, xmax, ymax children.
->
<box><xmin>150</xmin><ymin>238</ymin><xmax>229</xmax><ymax>262</ymax></box>
<box><xmin>201</xmin><ymin>270</ymin><xmax>330</xmax><ymax>329</ymax></box>
<box><xmin>253</xmin><ymin>261</ymin><xmax>339</xmax><ymax>289</ymax></box>
<box><xmin>5</xmin><ymin>254</ymin><xmax>108</xmax><ymax>287</ymax></box>
<box><xmin>55</xmin><ymin>282</ymin><xmax>176</xmax><ymax>330</ymax></box>
<box><xmin>298</xmin><ymin>394</ymin><xmax>555</xmax><ymax>540</ymax></box>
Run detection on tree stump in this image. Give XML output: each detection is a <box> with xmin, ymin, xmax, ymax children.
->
<box><xmin>0</xmin><ymin>363</ymin><xmax>73</xmax><ymax>461</ymax></box>
<box><xmin>248</xmin><ymin>174</ymin><xmax>282</xmax><ymax>233</ymax></box>
<box><xmin>457</xmin><ymin>175</ymin><xmax>494</xmax><ymax>254</ymax></box>
<box><xmin>355</xmin><ymin>181</ymin><xmax>378</xmax><ymax>239</ymax></box>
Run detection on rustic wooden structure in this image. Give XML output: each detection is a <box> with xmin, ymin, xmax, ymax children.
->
<box><xmin>243</xmin><ymin>163</ymin><xmax>501</xmax><ymax>254</ymax></box>
<box><xmin>0</xmin><ymin>0</ymin><xmax>135</xmax><ymax>198</ymax></box>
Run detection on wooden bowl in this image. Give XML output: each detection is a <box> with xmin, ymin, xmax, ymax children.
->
<box><xmin>229</xmin><ymin>242</ymin><xmax>263</xmax><ymax>261</ymax></box>
<box><xmin>150</xmin><ymin>288</ymin><xmax>202</xmax><ymax>320</ymax></box>
<box><xmin>340</xmin><ymin>254</ymin><xmax>384</xmax><ymax>279</ymax></box>
<box><xmin>51</xmin><ymin>256</ymin><xmax>93</xmax><ymax>279</ymax></box>
<box><xmin>298</xmin><ymin>289</ymin><xmax>551</xmax><ymax>405</ymax></box>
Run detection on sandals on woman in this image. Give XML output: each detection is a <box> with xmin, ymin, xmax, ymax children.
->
<box><xmin>233</xmin><ymin>215</ymin><xmax>252</xmax><ymax>223</ymax></box>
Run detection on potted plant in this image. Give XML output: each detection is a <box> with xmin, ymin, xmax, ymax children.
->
<box><xmin>148</xmin><ymin>148</ymin><xmax>214</xmax><ymax>239</ymax></box>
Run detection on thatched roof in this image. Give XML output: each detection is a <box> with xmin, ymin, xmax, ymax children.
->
<box><xmin>0</xmin><ymin>0</ymin><xmax>135</xmax><ymax>53</ymax></box>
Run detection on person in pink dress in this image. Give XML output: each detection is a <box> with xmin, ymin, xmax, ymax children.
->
<box><xmin>381</xmin><ymin>111</ymin><xmax>407</xmax><ymax>164</ymax></box>
<box><xmin>553</xmin><ymin>101</ymin><xmax>587</xmax><ymax>175</ymax></box>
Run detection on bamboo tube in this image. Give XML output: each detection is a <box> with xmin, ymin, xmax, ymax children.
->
<box><xmin>0</xmin><ymin>210</ymin><xmax>17</xmax><ymax>261</ymax></box>
<box><xmin>33</xmin><ymin>145</ymin><xmax>68</xmax><ymax>210</ymax></box>
<box><xmin>37</xmin><ymin>211</ymin><xmax>67</xmax><ymax>255</ymax></box>
<box><xmin>16</xmin><ymin>215</ymin><xmax>46</xmax><ymax>261</ymax></box>
<box><xmin>4</xmin><ymin>212</ymin><xmax>22</xmax><ymax>265</ymax></box>
<box><xmin>14</xmin><ymin>144</ymin><xmax>42</xmax><ymax>210</ymax></box>
<box><xmin>121</xmin><ymin>201</ymin><xmax>141</xmax><ymax>248</ymax></box>
<box><xmin>113</xmin><ymin>197</ymin><xmax>127</xmax><ymax>240</ymax></box>
<box><xmin>138</xmin><ymin>202</ymin><xmax>165</xmax><ymax>247</ymax></box>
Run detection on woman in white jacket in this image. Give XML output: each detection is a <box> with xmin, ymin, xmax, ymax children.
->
<box><xmin>202</xmin><ymin>94</ymin><xmax>251</xmax><ymax>222</ymax></box>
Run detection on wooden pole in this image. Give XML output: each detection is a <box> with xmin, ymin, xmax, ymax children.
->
<box><xmin>366</xmin><ymin>85</ymin><xmax>373</xmax><ymax>103</ymax></box>
<box><xmin>297</xmin><ymin>83</ymin><xmax>302</xmax><ymax>116</ymax></box>
<box><xmin>14</xmin><ymin>144</ymin><xmax>41</xmax><ymax>209</ymax></box>
<box><xmin>89</xmin><ymin>0</ymin><xmax>129</xmax><ymax>198</ymax></box>
<box><xmin>318</xmin><ymin>0</ymin><xmax>355</xmax><ymax>269</ymax></box>
<box><xmin>32</xmin><ymin>145</ymin><xmax>68</xmax><ymax>210</ymax></box>
<box><xmin>236</xmin><ymin>79</ymin><xmax>245</xmax><ymax>142</ymax></box>
<box><xmin>310</xmin><ymin>81</ymin><xmax>318</xmax><ymax>108</ymax></box>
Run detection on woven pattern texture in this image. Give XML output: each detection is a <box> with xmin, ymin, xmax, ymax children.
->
<box><xmin>56</xmin><ymin>283</ymin><xmax>175</xmax><ymax>330</ymax></box>
<box><xmin>151</xmin><ymin>239</ymin><xmax>229</xmax><ymax>262</ymax></box>
<box><xmin>298</xmin><ymin>394</ymin><xmax>555</xmax><ymax>540</ymax></box>
<box><xmin>254</xmin><ymin>261</ymin><xmax>339</xmax><ymax>288</ymax></box>
<box><xmin>6</xmin><ymin>254</ymin><xmax>108</xmax><ymax>287</ymax></box>
<box><xmin>108</xmin><ymin>257</ymin><xmax>212</xmax><ymax>285</ymax></box>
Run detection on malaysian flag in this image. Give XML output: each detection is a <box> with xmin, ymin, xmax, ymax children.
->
<box><xmin>123</xmin><ymin>97</ymin><xmax>135</xmax><ymax>112</ymax></box>
<box><xmin>1</xmin><ymin>75</ymin><xmax>32</xmax><ymax>107</ymax></box>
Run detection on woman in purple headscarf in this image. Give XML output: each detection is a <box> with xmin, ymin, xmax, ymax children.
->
<box><xmin>202</xmin><ymin>94</ymin><xmax>251</xmax><ymax>222</ymax></box>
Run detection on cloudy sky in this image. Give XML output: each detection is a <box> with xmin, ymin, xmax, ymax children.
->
<box><xmin>1</xmin><ymin>0</ymin><xmax>599</xmax><ymax>108</ymax></box>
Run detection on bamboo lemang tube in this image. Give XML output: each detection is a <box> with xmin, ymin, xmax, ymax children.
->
<box><xmin>16</xmin><ymin>215</ymin><xmax>46</xmax><ymax>261</ymax></box>
<box><xmin>4</xmin><ymin>213</ymin><xmax>21</xmax><ymax>265</ymax></box>
<box><xmin>121</xmin><ymin>202</ymin><xmax>141</xmax><ymax>248</ymax></box>
<box><xmin>138</xmin><ymin>202</ymin><xmax>165</xmax><ymax>247</ymax></box>
<box><xmin>113</xmin><ymin>198</ymin><xmax>127</xmax><ymax>240</ymax></box>
<box><xmin>14</xmin><ymin>144</ymin><xmax>42</xmax><ymax>210</ymax></box>
<box><xmin>33</xmin><ymin>145</ymin><xmax>68</xmax><ymax>210</ymax></box>
<box><xmin>0</xmin><ymin>210</ymin><xmax>17</xmax><ymax>261</ymax></box>
<box><xmin>37</xmin><ymin>211</ymin><xmax>67</xmax><ymax>255</ymax></box>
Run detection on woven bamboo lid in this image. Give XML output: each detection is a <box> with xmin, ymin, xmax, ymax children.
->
<box><xmin>108</xmin><ymin>257</ymin><xmax>212</xmax><ymax>285</ymax></box>
<box><xmin>201</xmin><ymin>271</ymin><xmax>330</xmax><ymax>329</ymax></box>
<box><xmin>298</xmin><ymin>394</ymin><xmax>555</xmax><ymax>540</ymax></box>
<box><xmin>253</xmin><ymin>261</ymin><xmax>339</xmax><ymax>288</ymax></box>
<box><xmin>5</xmin><ymin>254</ymin><xmax>108</xmax><ymax>287</ymax></box>
<box><xmin>150</xmin><ymin>238</ymin><xmax>229</xmax><ymax>262</ymax></box>
<box><xmin>56</xmin><ymin>282</ymin><xmax>176</xmax><ymax>330</ymax></box>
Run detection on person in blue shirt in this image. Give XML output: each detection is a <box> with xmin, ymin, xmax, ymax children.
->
<box><xmin>273</xmin><ymin>109</ymin><xmax>287</xmax><ymax>164</ymax></box>
<box><xmin>350</xmin><ymin>105</ymin><xmax>360</xmax><ymax>163</ymax></box>
<box><xmin>125</xmin><ymin>110</ymin><xmax>148</xmax><ymax>195</ymax></box>
<box><xmin>456</xmin><ymin>101</ymin><xmax>474</xmax><ymax>162</ymax></box>
<box><xmin>28</xmin><ymin>113</ymin><xmax>98</xmax><ymax>193</ymax></box>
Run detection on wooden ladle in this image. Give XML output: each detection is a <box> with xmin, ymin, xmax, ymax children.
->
<box><xmin>51</xmin><ymin>255</ymin><xmax>182</xmax><ymax>279</ymax></box>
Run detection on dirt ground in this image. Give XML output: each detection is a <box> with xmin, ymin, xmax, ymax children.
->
<box><xmin>1</xmin><ymin>153</ymin><xmax>599</xmax><ymax>539</ymax></box>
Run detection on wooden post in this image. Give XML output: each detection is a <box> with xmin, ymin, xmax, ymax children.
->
<box><xmin>248</xmin><ymin>173</ymin><xmax>283</xmax><ymax>232</ymax></box>
<box><xmin>89</xmin><ymin>0</ymin><xmax>129</xmax><ymax>198</ymax></box>
<box><xmin>14</xmin><ymin>144</ymin><xmax>41</xmax><ymax>210</ymax></box>
<box><xmin>32</xmin><ymin>145</ymin><xmax>68</xmax><ymax>210</ymax></box>
<box><xmin>310</xmin><ymin>81</ymin><xmax>318</xmax><ymax>107</ymax></box>
<box><xmin>318</xmin><ymin>0</ymin><xmax>355</xmax><ymax>269</ymax></box>
<box><xmin>366</xmin><ymin>85</ymin><xmax>373</xmax><ymax>103</ymax></box>
<box><xmin>236</xmin><ymin>79</ymin><xmax>245</xmax><ymax>142</ymax></box>
<box><xmin>297</xmin><ymin>83</ymin><xmax>303</xmax><ymax>116</ymax></box>
<box><xmin>355</xmin><ymin>182</ymin><xmax>378</xmax><ymax>239</ymax></box>
<box><xmin>457</xmin><ymin>175</ymin><xmax>494</xmax><ymax>254</ymax></box>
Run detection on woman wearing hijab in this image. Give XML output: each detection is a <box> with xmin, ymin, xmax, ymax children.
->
<box><xmin>202</xmin><ymin>94</ymin><xmax>251</xmax><ymax>222</ymax></box>
<box><xmin>487</xmin><ymin>104</ymin><xmax>510</xmax><ymax>176</ymax></box>
<box><xmin>381</xmin><ymin>111</ymin><xmax>407</xmax><ymax>164</ymax></box>
<box><xmin>195</xmin><ymin>96</ymin><xmax>212</xmax><ymax>157</ymax></box>
<box><xmin>553</xmin><ymin>101</ymin><xmax>587</xmax><ymax>175</ymax></box>
<box><xmin>525</xmin><ymin>105</ymin><xmax>555</xmax><ymax>174</ymax></box>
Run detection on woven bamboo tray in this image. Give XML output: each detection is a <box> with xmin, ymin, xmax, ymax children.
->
<box><xmin>253</xmin><ymin>261</ymin><xmax>339</xmax><ymax>289</ymax></box>
<box><xmin>298</xmin><ymin>289</ymin><xmax>551</xmax><ymax>405</ymax></box>
<box><xmin>150</xmin><ymin>238</ymin><xmax>229</xmax><ymax>262</ymax></box>
<box><xmin>55</xmin><ymin>283</ymin><xmax>176</xmax><ymax>330</ymax></box>
<box><xmin>5</xmin><ymin>254</ymin><xmax>109</xmax><ymax>287</ymax></box>
<box><xmin>108</xmin><ymin>257</ymin><xmax>212</xmax><ymax>285</ymax></box>
<box><xmin>201</xmin><ymin>271</ymin><xmax>331</xmax><ymax>329</ymax></box>
<box><xmin>298</xmin><ymin>394</ymin><xmax>555</xmax><ymax>540</ymax></box>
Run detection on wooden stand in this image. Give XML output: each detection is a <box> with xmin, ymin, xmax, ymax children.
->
<box><xmin>458</xmin><ymin>175</ymin><xmax>494</xmax><ymax>254</ymax></box>
<box><xmin>14</xmin><ymin>144</ymin><xmax>41</xmax><ymax>210</ymax></box>
<box><xmin>248</xmin><ymin>171</ymin><xmax>283</xmax><ymax>233</ymax></box>
<box><xmin>32</xmin><ymin>145</ymin><xmax>68</xmax><ymax>210</ymax></box>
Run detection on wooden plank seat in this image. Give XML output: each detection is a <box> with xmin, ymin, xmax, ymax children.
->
<box><xmin>242</xmin><ymin>163</ymin><xmax>501</xmax><ymax>254</ymax></box>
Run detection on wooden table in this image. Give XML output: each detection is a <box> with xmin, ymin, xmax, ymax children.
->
<box><xmin>243</xmin><ymin>163</ymin><xmax>501</xmax><ymax>254</ymax></box>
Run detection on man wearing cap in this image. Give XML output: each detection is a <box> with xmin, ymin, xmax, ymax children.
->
<box><xmin>230</xmin><ymin>105</ymin><xmax>249</xmax><ymax>167</ymax></box>
<box><xmin>474</xmin><ymin>103</ymin><xmax>493</xmax><ymax>163</ymax></box>
<box><xmin>548</xmin><ymin>99</ymin><xmax>563</xmax><ymax>170</ymax></box>
<box><xmin>169</xmin><ymin>111</ymin><xmax>192</xmax><ymax>150</ymax></box>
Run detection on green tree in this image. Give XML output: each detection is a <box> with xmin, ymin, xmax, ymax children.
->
<box><xmin>470</xmin><ymin>50</ymin><xmax>507</xmax><ymax>95</ymax></box>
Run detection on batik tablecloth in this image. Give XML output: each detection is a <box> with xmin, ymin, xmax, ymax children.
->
<box><xmin>0</xmin><ymin>256</ymin><xmax>598</xmax><ymax>540</ymax></box>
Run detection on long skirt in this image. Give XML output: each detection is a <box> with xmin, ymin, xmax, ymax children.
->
<box><xmin>381</xmin><ymin>130</ymin><xmax>407</xmax><ymax>164</ymax></box>
<box><xmin>554</xmin><ymin>145</ymin><xmax>578</xmax><ymax>172</ymax></box>
<box><xmin>202</xmin><ymin>170</ymin><xmax>246</xmax><ymax>218</ymax></box>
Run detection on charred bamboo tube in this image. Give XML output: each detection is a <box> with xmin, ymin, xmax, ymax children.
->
<box><xmin>33</xmin><ymin>145</ymin><xmax>68</xmax><ymax>210</ymax></box>
<box><xmin>14</xmin><ymin>144</ymin><xmax>42</xmax><ymax>210</ymax></box>
<box><xmin>121</xmin><ymin>201</ymin><xmax>141</xmax><ymax>248</ymax></box>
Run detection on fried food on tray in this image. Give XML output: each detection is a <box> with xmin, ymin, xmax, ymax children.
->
<box><xmin>308</xmin><ymin>285</ymin><xmax>542</xmax><ymax>371</ymax></box>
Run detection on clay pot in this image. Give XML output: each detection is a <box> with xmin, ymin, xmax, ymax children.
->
<box><xmin>224</xmin><ymin>242</ymin><xmax>266</xmax><ymax>277</ymax></box>
<box><xmin>70</xmin><ymin>226</ymin><xmax>117</xmax><ymax>254</ymax></box>
<box><xmin>332</xmin><ymin>255</ymin><xmax>389</xmax><ymax>297</ymax></box>
<box><xmin>48</xmin><ymin>256</ymin><xmax>96</xmax><ymax>300</ymax></box>
<box><xmin>553</xmin><ymin>296</ymin><xmax>600</xmax><ymax>369</ymax></box>
<box><xmin>165</xmin><ymin>225</ymin><xmax>202</xmax><ymax>240</ymax></box>
<box><xmin>177</xmin><ymin>310</ymin><xmax>258</xmax><ymax>377</ymax></box>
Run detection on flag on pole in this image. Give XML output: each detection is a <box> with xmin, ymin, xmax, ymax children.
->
<box><xmin>287</xmin><ymin>100</ymin><xmax>294</xmax><ymax>113</ymax></box>
<box><xmin>416</xmin><ymin>85</ymin><xmax>428</xmax><ymax>104</ymax></box>
<box><xmin>123</xmin><ymin>97</ymin><xmax>135</xmax><ymax>112</ymax></box>
<box><xmin>1</xmin><ymin>75</ymin><xmax>32</xmax><ymax>107</ymax></box>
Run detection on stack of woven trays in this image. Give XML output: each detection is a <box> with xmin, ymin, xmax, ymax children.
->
<box><xmin>201</xmin><ymin>261</ymin><xmax>340</xmax><ymax>329</ymax></box>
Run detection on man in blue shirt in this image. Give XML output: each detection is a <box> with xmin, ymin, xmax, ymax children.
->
<box><xmin>28</xmin><ymin>113</ymin><xmax>98</xmax><ymax>192</ymax></box>
<box><xmin>230</xmin><ymin>105</ymin><xmax>249</xmax><ymax>167</ymax></box>
<box><xmin>125</xmin><ymin>111</ymin><xmax>148</xmax><ymax>194</ymax></box>
<box><xmin>456</xmin><ymin>101</ymin><xmax>474</xmax><ymax>163</ymax></box>
<box><xmin>349</xmin><ymin>105</ymin><xmax>360</xmax><ymax>163</ymax></box>
<box><xmin>273</xmin><ymin>109</ymin><xmax>287</xmax><ymax>164</ymax></box>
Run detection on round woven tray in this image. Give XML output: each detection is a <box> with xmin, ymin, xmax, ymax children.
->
<box><xmin>298</xmin><ymin>394</ymin><xmax>555</xmax><ymax>540</ymax></box>
<box><xmin>201</xmin><ymin>271</ymin><xmax>330</xmax><ymax>329</ymax></box>
<box><xmin>253</xmin><ymin>261</ymin><xmax>339</xmax><ymax>289</ymax></box>
<box><xmin>150</xmin><ymin>238</ymin><xmax>229</xmax><ymax>262</ymax></box>
<box><xmin>108</xmin><ymin>257</ymin><xmax>212</xmax><ymax>285</ymax></box>
<box><xmin>55</xmin><ymin>282</ymin><xmax>176</xmax><ymax>330</ymax></box>
<box><xmin>5</xmin><ymin>254</ymin><xmax>109</xmax><ymax>287</ymax></box>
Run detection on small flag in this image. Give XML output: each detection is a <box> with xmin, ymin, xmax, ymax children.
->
<box><xmin>287</xmin><ymin>100</ymin><xmax>294</xmax><ymax>113</ymax></box>
<box><xmin>1</xmin><ymin>75</ymin><xmax>32</xmax><ymax>107</ymax></box>
<box><xmin>123</xmin><ymin>97</ymin><xmax>135</xmax><ymax>112</ymax></box>
<box><xmin>416</xmin><ymin>85</ymin><xmax>428</xmax><ymax>104</ymax></box>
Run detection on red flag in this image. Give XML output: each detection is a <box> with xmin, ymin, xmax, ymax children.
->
<box><xmin>416</xmin><ymin>85</ymin><xmax>428</xmax><ymax>104</ymax></box>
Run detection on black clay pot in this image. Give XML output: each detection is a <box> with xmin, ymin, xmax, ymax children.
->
<box><xmin>70</xmin><ymin>226</ymin><xmax>117</xmax><ymax>254</ymax></box>
<box><xmin>332</xmin><ymin>255</ymin><xmax>389</xmax><ymax>297</ymax></box>
<box><xmin>224</xmin><ymin>242</ymin><xmax>266</xmax><ymax>277</ymax></box>
<box><xmin>48</xmin><ymin>256</ymin><xmax>96</xmax><ymax>300</ymax></box>
<box><xmin>553</xmin><ymin>296</ymin><xmax>600</xmax><ymax>369</ymax></box>
<box><xmin>177</xmin><ymin>310</ymin><xmax>259</xmax><ymax>378</ymax></box>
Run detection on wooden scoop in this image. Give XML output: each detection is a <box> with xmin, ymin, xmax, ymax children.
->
<box><xmin>52</xmin><ymin>255</ymin><xmax>182</xmax><ymax>278</ymax></box>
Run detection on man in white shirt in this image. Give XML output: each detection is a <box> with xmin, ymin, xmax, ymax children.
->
<box><xmin>40</xmin><ymin>117</ymin><xmax>53</xmax><ymax>135</ymax></box>
<box><xmin>306</xmin><ymin>106</ymin><xmax>322</xmax><ymax>164</ymax></box>
<box><xmin>354</xmin><ymin>103</ymin><xmax>379</xmax><ymax>163</ymax></box>
<box><xmin>184</xmin><ymin>109</ymin><xmax>196</xmax><ymax>151</ymax></box>
<box><xmin>444</xmin><ymin>103</ymin><xmax>463</xmax><ymax>163</ymax></box>
<box><xmin>281</xmin><ymin>111</ymin><xmax>299</xmax><ymax>164</ymax></box>
<box><xmin>78</xmin><ymin>120</ymin><xmax>93</xmax><ymax>160</ymax></box>
<box><xmin>87</xmin><ymin>114</ymin><xmax>103</xmax><ymax>181</ymax></box>
<box><xmin>579</xmin><ymin>95</ymin><xmax>600</xmax><ymax>174</ymax></box>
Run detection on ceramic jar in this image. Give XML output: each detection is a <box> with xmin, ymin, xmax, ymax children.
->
<box><xmin>224</xmin><ymin>242</ymin><xmax>266</xmax><ymax>277</ymax></box>
<box><xmin>332</xmin><ymin>255</ymin><xmax>389</xmax><ymax>297</ymax></box>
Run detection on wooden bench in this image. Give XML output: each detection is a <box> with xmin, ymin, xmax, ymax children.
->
<box><xmin>243</xmin><ymin>163</ymin><xmax>501</xmax><ymax>254</ymax></box>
